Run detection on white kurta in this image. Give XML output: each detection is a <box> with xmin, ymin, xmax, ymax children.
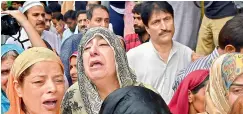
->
<box><xmin>127</xmin><ymin>41</ymin><xmax>192</xmax><ymax>104</ymax></box>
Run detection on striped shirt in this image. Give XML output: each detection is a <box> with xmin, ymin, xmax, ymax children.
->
<box><xmin>172</xmin><ymin>48</ymin><xmax>219</xmax><ymax>91</ymax></box>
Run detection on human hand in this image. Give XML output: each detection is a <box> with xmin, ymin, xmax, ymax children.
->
<box><xmin>191</xmin><ymin>51</ymin><xmax>204</xmax><ymax>62</ymax></box>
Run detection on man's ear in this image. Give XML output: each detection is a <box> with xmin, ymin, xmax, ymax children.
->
<box><xmin>86</xmin><ymin>19</ymin><xmax>90</xmax><ymax>28</ymax></box>
<box><xmin>145</xmin><ymin>26</ymin><xmax>150</xmax><ymax>35</ymax></box>
<box><xmin>224</xmin><ymin>45</ymin><xmax>236</xmax><ymax>53</ymax></box>
<box><xmin>188</xmin><ymin>90</ymin><xmax>194</xmax><ymax>103</ymax></box>
<box><xmin>14</xmin><ymin>81</ymin><xmax>23</xmax><ymax>98</ymax></box>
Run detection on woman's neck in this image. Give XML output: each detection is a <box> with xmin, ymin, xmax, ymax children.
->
<box><xmin>95</xmin><ymin>77</ymin><xmax>120</xmax><ymax>100</ymax></box>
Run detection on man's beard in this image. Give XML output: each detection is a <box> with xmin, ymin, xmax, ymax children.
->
<box><xmin>70</xmin><ymin>27</ymin><xmax>76</xmax><ymax>32</ymax></box>
<box><xmin>134</xmin><ymin>27</ymin><xmax>146</xmax><ymax>35</ymax></box>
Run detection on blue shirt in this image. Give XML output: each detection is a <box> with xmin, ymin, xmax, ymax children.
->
<box><xmin>173</xmin><ymin>48</ymin><xmax>219</xmax><ymax>91</ymax></box>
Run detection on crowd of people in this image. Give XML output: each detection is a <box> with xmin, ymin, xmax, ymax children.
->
<box><xmin>1</xmin><ymin>1</ymin><xmax>243</xmax><ymax>114</ymax></box>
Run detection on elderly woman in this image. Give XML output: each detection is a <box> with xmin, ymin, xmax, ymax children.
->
<box><xmin>169</xmin><ymin>70</ymin><xmax>209</xmax><ymax>114</ymax></box>
<box><xmin>69</xmin><ymin>51</ymin><xmax>78</xmax><ymax>84</ymax></box>
<box><xmin>6</xmin><ymin>47</ymin><xmax>65</xmax><ymax>114</ymax></box>
<box><xmin>1</xmin><ymin>44</ymin><xmax>24</xmax><ymax>114</ymax></box>
<box><xmin>61</xmin><ymin>27</ymin><xmax>154</xmax><ymax>114</ymax></box>
<box><xmin>205</xmin><ymin>53</ymin><xmax>243</xmax><ymax>114</ymax></box>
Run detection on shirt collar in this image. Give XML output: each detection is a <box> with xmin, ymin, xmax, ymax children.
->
<box><xmin>149</xmin><ymin>40</ymin><xmax>178</xmax><ymax>63</ymax></box>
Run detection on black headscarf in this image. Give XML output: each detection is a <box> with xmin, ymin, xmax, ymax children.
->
<box><xmin>99</xmin><ymin>86</ymin><xmax>171</xmax><ymax>114</ymax></box>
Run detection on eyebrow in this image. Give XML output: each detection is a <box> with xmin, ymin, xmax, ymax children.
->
<box><xmin>53</xmin><ymin>74</ymin><xmax>64</xmax><ymax>78</ymax></box>
<box><xmin>1</xmin><ymin>69</ymin><xmax>10</xmax><ymax>72</ymax></box>
<box><xmin>31</xmin><ymin>74</ymin><xmax>63</xmax><ymax>79</ymax></box>
<box><xmin>231</xmin><ymin>83</ymin><xmax>243</xmax><ymax>86</ymax></box>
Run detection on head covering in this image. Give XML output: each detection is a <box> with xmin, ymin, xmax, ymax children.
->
<box><xmin>168</xmin><ymin>70</ymin><xmax>209</xmax><ymax>114</ymax></box>
<box><xmin>78</xmin><ymin>27</ymin><xmax>138</xmax><ymax>114</ymax></box>
<box><xmin>1</xmin><ymin>44</ymin><xmax>24</xmax><ymax>57</ymax></box>
<box><xmin>61</xmin><ymin>27</ymin><xmax>140</xmax><ymax>114</ymax></box>
<box><xmin>6</xmin><ymin>47</ymin><xmax>64</xmax><ymax>114</ymax></box>
<box><xmin>69</xmin><ymin>51</ymin><xmax>78</xmax><ymax>62</ymax></box>
<box><xmin>21</xmin><ymin>1</ymin><xmax>43</xmax><ymax>13</ymax></box>
<box><xmin>99</xmin><ymin>86</ymin><xmax>171</xmax><ymax>114</ymax></box>
<box><xmin>60</xmin><ymin>33</ymin><xmax>82</xmax><ymax>86</ymax></box>
<box><xmin>1</xmin><ymin>44</ymin><xmax>24</xmax><ymax>114</ymax></box>
<box><xmin>205</xmin><ymin>53</ymin><xmax>243</xmax><ymax>114</ymax></box>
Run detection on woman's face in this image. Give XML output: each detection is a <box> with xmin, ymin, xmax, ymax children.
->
<box><xmin>70</xmin><ymin>56</ymin><xmax>78</xmax><ymax>84</ymax></box>
<box><xmin>190</xmin><ymin>81</ymin><xmax>208</xmax><ymax>113</ymax></box>
<box><xmin>15</xmin><ymin>61</ymin><xmax>65</xmax><ymax>114</ymax></box>
<box><xmin>82</xmin><ymin>36</ymin><xmax>116</xmax><ymax>82</ymax></box>
<box><xmin>1</xmin><ymin>56</ymin><xmax>15</xmax><ymax>93</ymax></box>
<box><xmin>228</xmin><ymin>74</ymin><xmax>243</xmax><ymax>106</ymax></box>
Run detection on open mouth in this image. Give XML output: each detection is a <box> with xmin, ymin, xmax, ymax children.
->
<box><xmin>43</xmin><ymin>100</ymin><xmax>57</xmax><ymax>106</ymax></box>
<box><xmin>42</xmin><ymin>99</ymin><xmax>58</xmax><ymax>110</ymax></box>
<box><xmin>90</xmin><ymin>60</ymin><xmax>103</xmax><ymax>68</ymax></box>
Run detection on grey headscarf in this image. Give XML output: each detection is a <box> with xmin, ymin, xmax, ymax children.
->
<box><xmin>77</xmin><ymin>27</ymin><xmax>139</xmax><ymax>114</ymax></box>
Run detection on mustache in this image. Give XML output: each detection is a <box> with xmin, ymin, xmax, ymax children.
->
<box><xmin>80</xmin><ymin>25</ymin><xmax>86</xmax><ymax>29</ymax></box>
<box><xmin>134</xmin><ymin>25</ymin><xmax>141</xmax><ymax>29</ymax></box>
<box><xmin>158</xmin><ymin>30</ymin><xmax>171</xmax><ymax>36</ymax></box>
<box><xmin>37</xmin><ymin>21</ymin><xmax>45</xmax><ymax>26</ymax></box>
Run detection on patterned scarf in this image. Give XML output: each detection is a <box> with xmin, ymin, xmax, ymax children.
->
<box><xmin>77</xmin><ymin>27</ymin><xmax>138</xmax><ymax>114</ymax></box>
<box><xmin>206</xmin><ymin>53</ymin><xmax>243</xmax><ymax>114</ymax></box>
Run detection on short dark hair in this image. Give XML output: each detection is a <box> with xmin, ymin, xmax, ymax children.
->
<box><xmin>8</xmin><ymin>6</ymin><xmax>16</xmax><ymax>10</ymax></box>
<box><xmin>44</xmin><ymin>6</ymin><xmax>52</xmax><ymax>15</ymax></box>
<box><xmin>63</xmin><ymin>10</ymin><xmax>77</xmax><ymax>22</ymax></box>
<box><xmin>86</xmin><ymin>1</ymin><xmax>101</xmax><ymax>5</ymax></box>
<box><xmin>47</xmin><ymin>2</ymin><xmax>61</xmax><ymax>13</ymax></box>
<box><xmin>11</xmin><ymin>1</ymin><xmax>20</xmax><ymax>4</ymax></box>
<box><xmin>86</xmin><ymin>4</ymin><xmax>109</xmax><ymax>20</ymax></box>
<box><xmin>76</xmin><ymin>10</ymin><xmax>87</xmax><ymax>19</ymax></box>
<box><xmin>141</xmin><ymin>1</ymin><xmax>174</xmax><ymax>27</ymax></box>
<box><xmin>40</xmin><ymin>1</ymin><xmax>47</xmax><ymax>6</ymax></box>
<box><xmin>191</xmin><ymin>76</ymin><xmax>209</xmax><ymax>94</ymax></box>
<box><xmin>218</xmin><ymin>13</ymin><xmax>243</xmax><ymax>52</ymax></box>
<box><xmin>52</xmin><ymin>12</ymin><xmax>63</xmax><ymax>21</ymax></box>
<box><xmin>132</xmin><ymin>3</ymin><xmax>142</xmax><ymax>14</ymax></box>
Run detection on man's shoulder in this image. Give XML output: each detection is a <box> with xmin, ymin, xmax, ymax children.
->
<box><xmin>173</xmin><ymin>40</ymin><xmax>193</xmax><ymax>55</ymax></box>
<box><xmin>127</xmin><ymin>42</ymin><xmax>150</xmax><ymax>53</ymax></box>
<box><xmin>125</xmin><ymin>33</ymin><xmax>138</xmax><ymax>39</ymax></box>
<box><xmin>61</xmin><ymin>34</ymin><xmax>82</xmax><ymax>48</ymax></box>
<box><xmin>173</xmin><ymin>41</ymin><xmax>191</xmax><ymax>49</ymax></box>
<box><xmin>63</xmin><ymin>28</ymin><xmax>70</xmax><ymax>33</ymax></box>
<box><xmin>43</xmin><ymin>30</ymin><xmax>57</xmax><ymax>37</ymax></box>
<box><xmin>126</xmin><ymin>42</ymin><xmax>150</xmax><ymax>60</ymax></box>
<box><xmin>5</xmin><ymin>37</ymin><xmax>16</xmax><ymax>44</ymax></box>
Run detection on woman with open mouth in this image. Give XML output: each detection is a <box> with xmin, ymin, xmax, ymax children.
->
<box><xmin>6</xmin><ymin>47</ymin><xmax>65</xmax><ymax>114</ymax></box>
<box><xmin>61</xmin><ymin>27</ymin><xmax>156</xmax><ymax>114</ymax></box>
